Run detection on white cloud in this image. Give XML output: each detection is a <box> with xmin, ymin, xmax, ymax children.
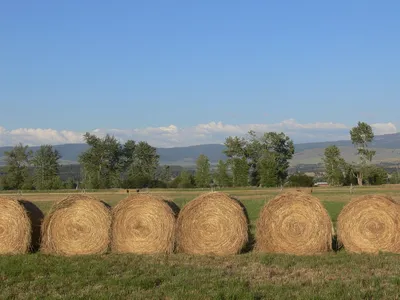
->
<box><xmin>0</xmin><ymin>128</ymin><xmax>83</xmax><ymax>147</ymax></box>
<box><xmin>371</xmin><ymin>122</ymin><xmax>397</xmax><ymax>135</ymax></box>
<box><xmin>0</xmin><ymin>120</ymin><xmax>397</xmax><ymax>147</ymax></box>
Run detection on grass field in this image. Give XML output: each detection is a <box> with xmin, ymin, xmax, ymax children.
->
<box><xmin>1</xmin><ymin>186</ymin><xmax>400</xmax><ymax>299</ymax></box>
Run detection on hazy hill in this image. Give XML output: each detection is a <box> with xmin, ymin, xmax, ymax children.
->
<box><xmin>1</xmin><ymin>133</ymin><xmax>400</xmax><ymax>167</ymax></box>
<box><xmin>0</xmin><ymin>143</ymin><xmax>226</xmax><ymax>166</ymax></box>
<box><xmin>294</xmin><ymin>133</ymin><xmax>400</xmax><ymax>151</ymax></box>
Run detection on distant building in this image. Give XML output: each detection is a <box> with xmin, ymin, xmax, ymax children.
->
<box><xmin>314</xmin><ymin>182</ymin><xmax>329</xmax><ymax>187</ymax></box>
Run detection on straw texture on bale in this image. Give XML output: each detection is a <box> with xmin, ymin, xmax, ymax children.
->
<box><xmin>256</xmin><ymin>191</ymin><xmax>332</xmax><ymax>255</ymax></box>
<box><xmin>0</xmin><ymin>197</ymin><xmax>44</xmax><ymax>254</ymax></box>
<box><xmin>41</xmin><ymin>194</ymin><xmax>111</xmax><ymax>255</ymax></box>
<box><xmin>111</xmin><ymin>194</ymin><xmax>179</xmax><ymax>254</ymax></box>
<box><xmin>176</xmin><ymin>192</ymin><xmax>249</xmax><ymax>255</ymax></box>
<box><xmin>337</xmin><ymin>194</ymin><xmax>400</xmax><ymax>254</ymax></box>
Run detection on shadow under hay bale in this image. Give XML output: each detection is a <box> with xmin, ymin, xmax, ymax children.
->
<box><xmin>337</xmin><ymin>194</ymin><xmax>400</xmax><ymax>254</ymax></box>
<box><xmin>0</xmin><ymin>197</ymin><xmax>44</xmax><ymax>254</ymax></box>
<box><xmin>40</xmin><ymin>194</ymin><xmax>111</xmax><ymax>256</ymax></box>
<box><xmin>176</xmin><ymin>192</ymin><xmax>249</xmax><ymax>255</ymax></box>
<box><xmin>255</xmin><ymin>191</ymin><xmax>333</xmax><ymax>255</ymax></box>
<box><xmin>111</xmin><ymin>194</ymin><xmax>179</xmax><ymax>254</ymax></box>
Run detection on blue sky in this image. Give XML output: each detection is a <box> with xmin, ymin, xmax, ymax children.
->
<box><xmin>0</xmin><ymin>1</ymin><xmax>399</xmax><ymax>146</ymax></box>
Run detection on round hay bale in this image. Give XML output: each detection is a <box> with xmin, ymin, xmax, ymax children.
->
<box><xmin>176</xmin><ymin>192</ymin><xmax>249</xmax><ymax>255</ymax></box>
<box><xmin>337</xmin><ymin>194</ymin><xmax>400</xmax><ymax>254</ymax></box>
<box><xmin>255</xmin><ymin>191</ymin><xmax>332</xmax><ymax>255</ymax></box>
<box><xmin>111</xmin><ymin>194</ymin><xmax>179</xmax><ymax>254</ymax></box>
<box><xmin>41</xmin><ymin>194</ymin><xmax>111</xmax><ymax>255</ymax></box>
<box><xmin>0</xmin><ymin>197</ymin><xmax>44</xmax><ymax>254</ymax></box>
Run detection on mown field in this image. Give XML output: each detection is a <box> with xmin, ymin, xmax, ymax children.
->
<box><xmin>1</xmin><ymin>186</ymin><xmax>400</xmax><ymax>299</ymax></box>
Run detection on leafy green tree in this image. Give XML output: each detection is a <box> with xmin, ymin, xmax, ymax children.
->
<box><xmin>246</xmin><ymin>131</ymin><xmax>263</xmax><ymax>185</ymax></box>
<box><xmin>257</xmin><ymin>151</ymin><xmax>277</xmax><ymax>187</ymax></box>
<box><xmin>223</xmin><ymin>136</ymin><xmax>248</xmax><ymax>158</ymax></box>
<box><xmin>342</xmin><ymin>163</ymin><xmax>358</xmax><ymax>186</ymax></box>
<box><xmin>214</xmin><ymin>160</ymin><xmax>231</xmax><ymax>187</ymax></box>
<box><xmin>31</xmin><ymin>145</ymin><xmax>62</xmax><ymax>190</ymax></box>
<box><xmin>390</xmin><ymin>172</ymin><xmax>400</xmax><ymax>184</ymax></box>
<box><xmin>322</xmin><ymin>145</ymin><xmax>345</xmax><ymax>186</ymax></box>
<box><xmin>224</xmin><ymin>131</ymin><xmax>294</xmax><ymax>186</ymax></box>
<box><xmin>231</xmin><ymin>157</ymin><xmax>249</xmax><ymax>187</ymax></box>
<box><xmin>0</xmin><ymin>170</ymin><xmax>6</xmax><ymax>190</ymax></box>
<box><xmin>79</xmin><ymin>133</ymin><xmax>123</xmax><ymax>189</ymax></box>
<box><xmin>350</xmin><ymin>122</ymin><xmax>376</xmax><ymax>186</ymax></box>
<box><xmin>177</xmin><ymin>170</ymin><xmax>195</xmax><ymax>188</ymax></box>
<box><xmin>122</xmin><ymin>140</ymin><xmax>159</xmax><ymax>188</ymax></box>
<box><xmin>64</xmin><ymin>177</ymin><xmax>77</xmax><ymax>189</ymax></box>
<box><xmin>364</xmin><ymin>165</ymin><xmax>387</xmax><ymax>185</ymax></box>
<box><xmin>224</xmin><ymin>135</ymin><xmax>252</xmax><ymax>185</ymax></box>
<box><xmin>260</xmin><ymin>132</ymin><xmax>295</xmax><ymax>184</ymax></box>
<box><xmin>195</xmin><ymin>154</ymin><xmax>211</xmax><ymax>187</ymax></box>
<box><xmin>51</xmin><ymin>176</ymin><xmax>64</xmax><ymax>190</ymax></box>
<box><xmin>158</xmin><ymin>165</ymin><xmax>171</xmax><ymax>184</ymax></box>
<box><xmin>287</xmin><ymin>173</ymin><xmax>314</xmax><ymax>187</ymax></box>
<box><xmin>2</xmin><ymin>143</ymin><xmax>32</xmax><ymax>190</ymax></box>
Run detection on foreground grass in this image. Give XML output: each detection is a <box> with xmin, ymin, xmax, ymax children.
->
<box><xmin>1</xmin><ymin>186</ymin><xmax>400</xmax><ymax>298</ymax></box>
<box><xmin>1</xmin><ymin>252</ymin><xmax>400</xmax><ymax>299</ymax></box>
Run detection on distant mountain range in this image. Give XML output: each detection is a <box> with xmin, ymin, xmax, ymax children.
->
<box><xmin>1</xmin><ymin>133</ymin><xmax>400</xmax><ymax>167</ymax></box>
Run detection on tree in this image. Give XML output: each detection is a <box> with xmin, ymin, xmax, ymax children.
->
<box><xmin>122</xmin><ymin>140</ymin><xmax>159</xmax><ymax>188</ymax></box>
<box><xmin>224</xmin><ymin>131</ymin><xmax>294</xmax><ymax>186</ymax></box>
<box><xmin>223</xmin><ymin>136</ymin><xmax>248</xmax><ymax>159</ymax></box>
<box><xmin>342</xmin><ymin>163</ymin><xmax>358</xmax><ymax>186</ymax></box>
<box><xmin>2</xmin><ymin>143</ymin><xmax>32</xmax><ymax>190</ymax></box>
<box><xmin>287</xmin><ymin>173</ymin><xmax>314</xmax><ymax>187</ymax></box>
<box><xmin>64</xmin><ymin>177</ymin><xmax>77</xmax><ymax>189</ymax></box>
<box><xmin>195</xmin><ymin>154</ymin><xmax>211</xmax><ymax>188</ymax></box>
<box><xmin>231</xmin><ymin>157</ymin><xmax>249</xmax><ymax>187</ymax></box>
<box><xmin>390</xmin><ymin>172</ymin><xmax>400</xmax><ymax>184</ymax></box>
<box><xmin>158</xmin><ymin>165</ymin><xmax>171</xmax><ymax>184</ymax></box>
<box><xmin>214</xmin><ymin>160</ymin><xmax>231</xmax><ymax>187</ymax></box>
<box><xmin>257</xmin><ymin>151</ymin><xmax>277</xmax><ymax>187</ymax></box>
<box><xmin>31</xmin><ymin>145</ymin><xmax>62</xmax><ymax>190</ymax></box>
<box><xmin>79</xmin><ymin>133</ymin><xmax>123</xmax><ymax>189</ymax></box>
<box><xmin>175</xmin><ymin>170</ymin><xmax>195</xmax><ymax>188</ymax></box>
<box><xmin>364</xmin><ymin>165</ymin><xmax>387</xmax><ymax>185</ymax></box>
<box><xmin>350</xmin><ymin>122</ymin><xmax>376</xmax><ymax>186</ymax></box>
<box><xmin>322</xmin><ymin>145</ymin><xmax>345</xmax><ymax>186</ymax></box>
<box><xmin>260</xmin><ymin>132</ymin><xmax>295</xmax><ymax>184</ymax></box>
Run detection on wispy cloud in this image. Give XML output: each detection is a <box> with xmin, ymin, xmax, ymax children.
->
<box><xmin>370</xmin><ymin>122</ymin><xmax>397</xmax><ymax>135</ymax></box>
<box><xmin>0</xmin><ymin>120</ymin><xmax>397</xmax><ymax>147</ymax></box>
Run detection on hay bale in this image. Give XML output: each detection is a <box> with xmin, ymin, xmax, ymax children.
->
<box><xmin>176</xmin><ymin>192</ymin><xmax>249</xmax><ymax>255</ymax></box>
<box><xmin>337</xmin><ymin>194</ymin><xmax>400</xmax><ymax>254</ymax></box>
<box><xmin>111</xmin><ymin>194</ymin><xmax>179</xmax><ymax>254</ymax></box>
<box><xmin>41</xmin><ymin>194</ymin><xmax>111</xmax><ymax>255</ymax></box>
<box><xmin>0</xmin><ymin>197</ymin><xmax>44</xmax><ymax>254</ymax></box>
<box><xmin>255</xmin><ymin>191</ymin><xmax>332</xmax><ymax>255</ymax></box>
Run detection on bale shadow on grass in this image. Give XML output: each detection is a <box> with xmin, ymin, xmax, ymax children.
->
<box><xmin>230</xmin><ymin>196</ymin><xmax>255</xmax><ymax>254</ymax></box>
<box><xmin>241</xmin><ymin>226</ymin><xmax>256</xmax><ymax>254</ymax></box>
<box><xmin>332</xmin><ymin>234</ymin><xmax>343</xmax><ymax>252</ymax></box>
<box><xmin>18</xmin><ymin>200</ymin><xmax>44</xmax><ymax>253</ymax></box>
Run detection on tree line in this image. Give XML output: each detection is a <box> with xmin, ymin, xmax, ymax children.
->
<box><xmin>0</xmin><ymin>133</ymin><xmax>162</xmax><ymax>190</ymax></box>
<box><xmin>0</xmin><ymin>130</ymin><xmax>299</xmax><ymax>190</ymax></box>
<box><xmin>322</xmin><ymin>121</ymin><xmax>391</xmax><ymax>186</ymax></box>
<box><xmin>1</xmin><ymin>123</ymin><xmax>398</xmax><ymax>191</ymax></box>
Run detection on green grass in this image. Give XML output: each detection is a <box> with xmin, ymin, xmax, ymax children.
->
<box><xmin>1</xmin><ymin>252</ymin><xmax>400</xmax><ymax>299</ymax></box>
<box><xmin>322</xmin><ymin>201</ymin><xmax>347</xmax><ymax>226</ymax></box>
<box><xmin>1</xmin><ymin>186</ymin><xmax>400</xmax><ymax>299</ymax></box>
